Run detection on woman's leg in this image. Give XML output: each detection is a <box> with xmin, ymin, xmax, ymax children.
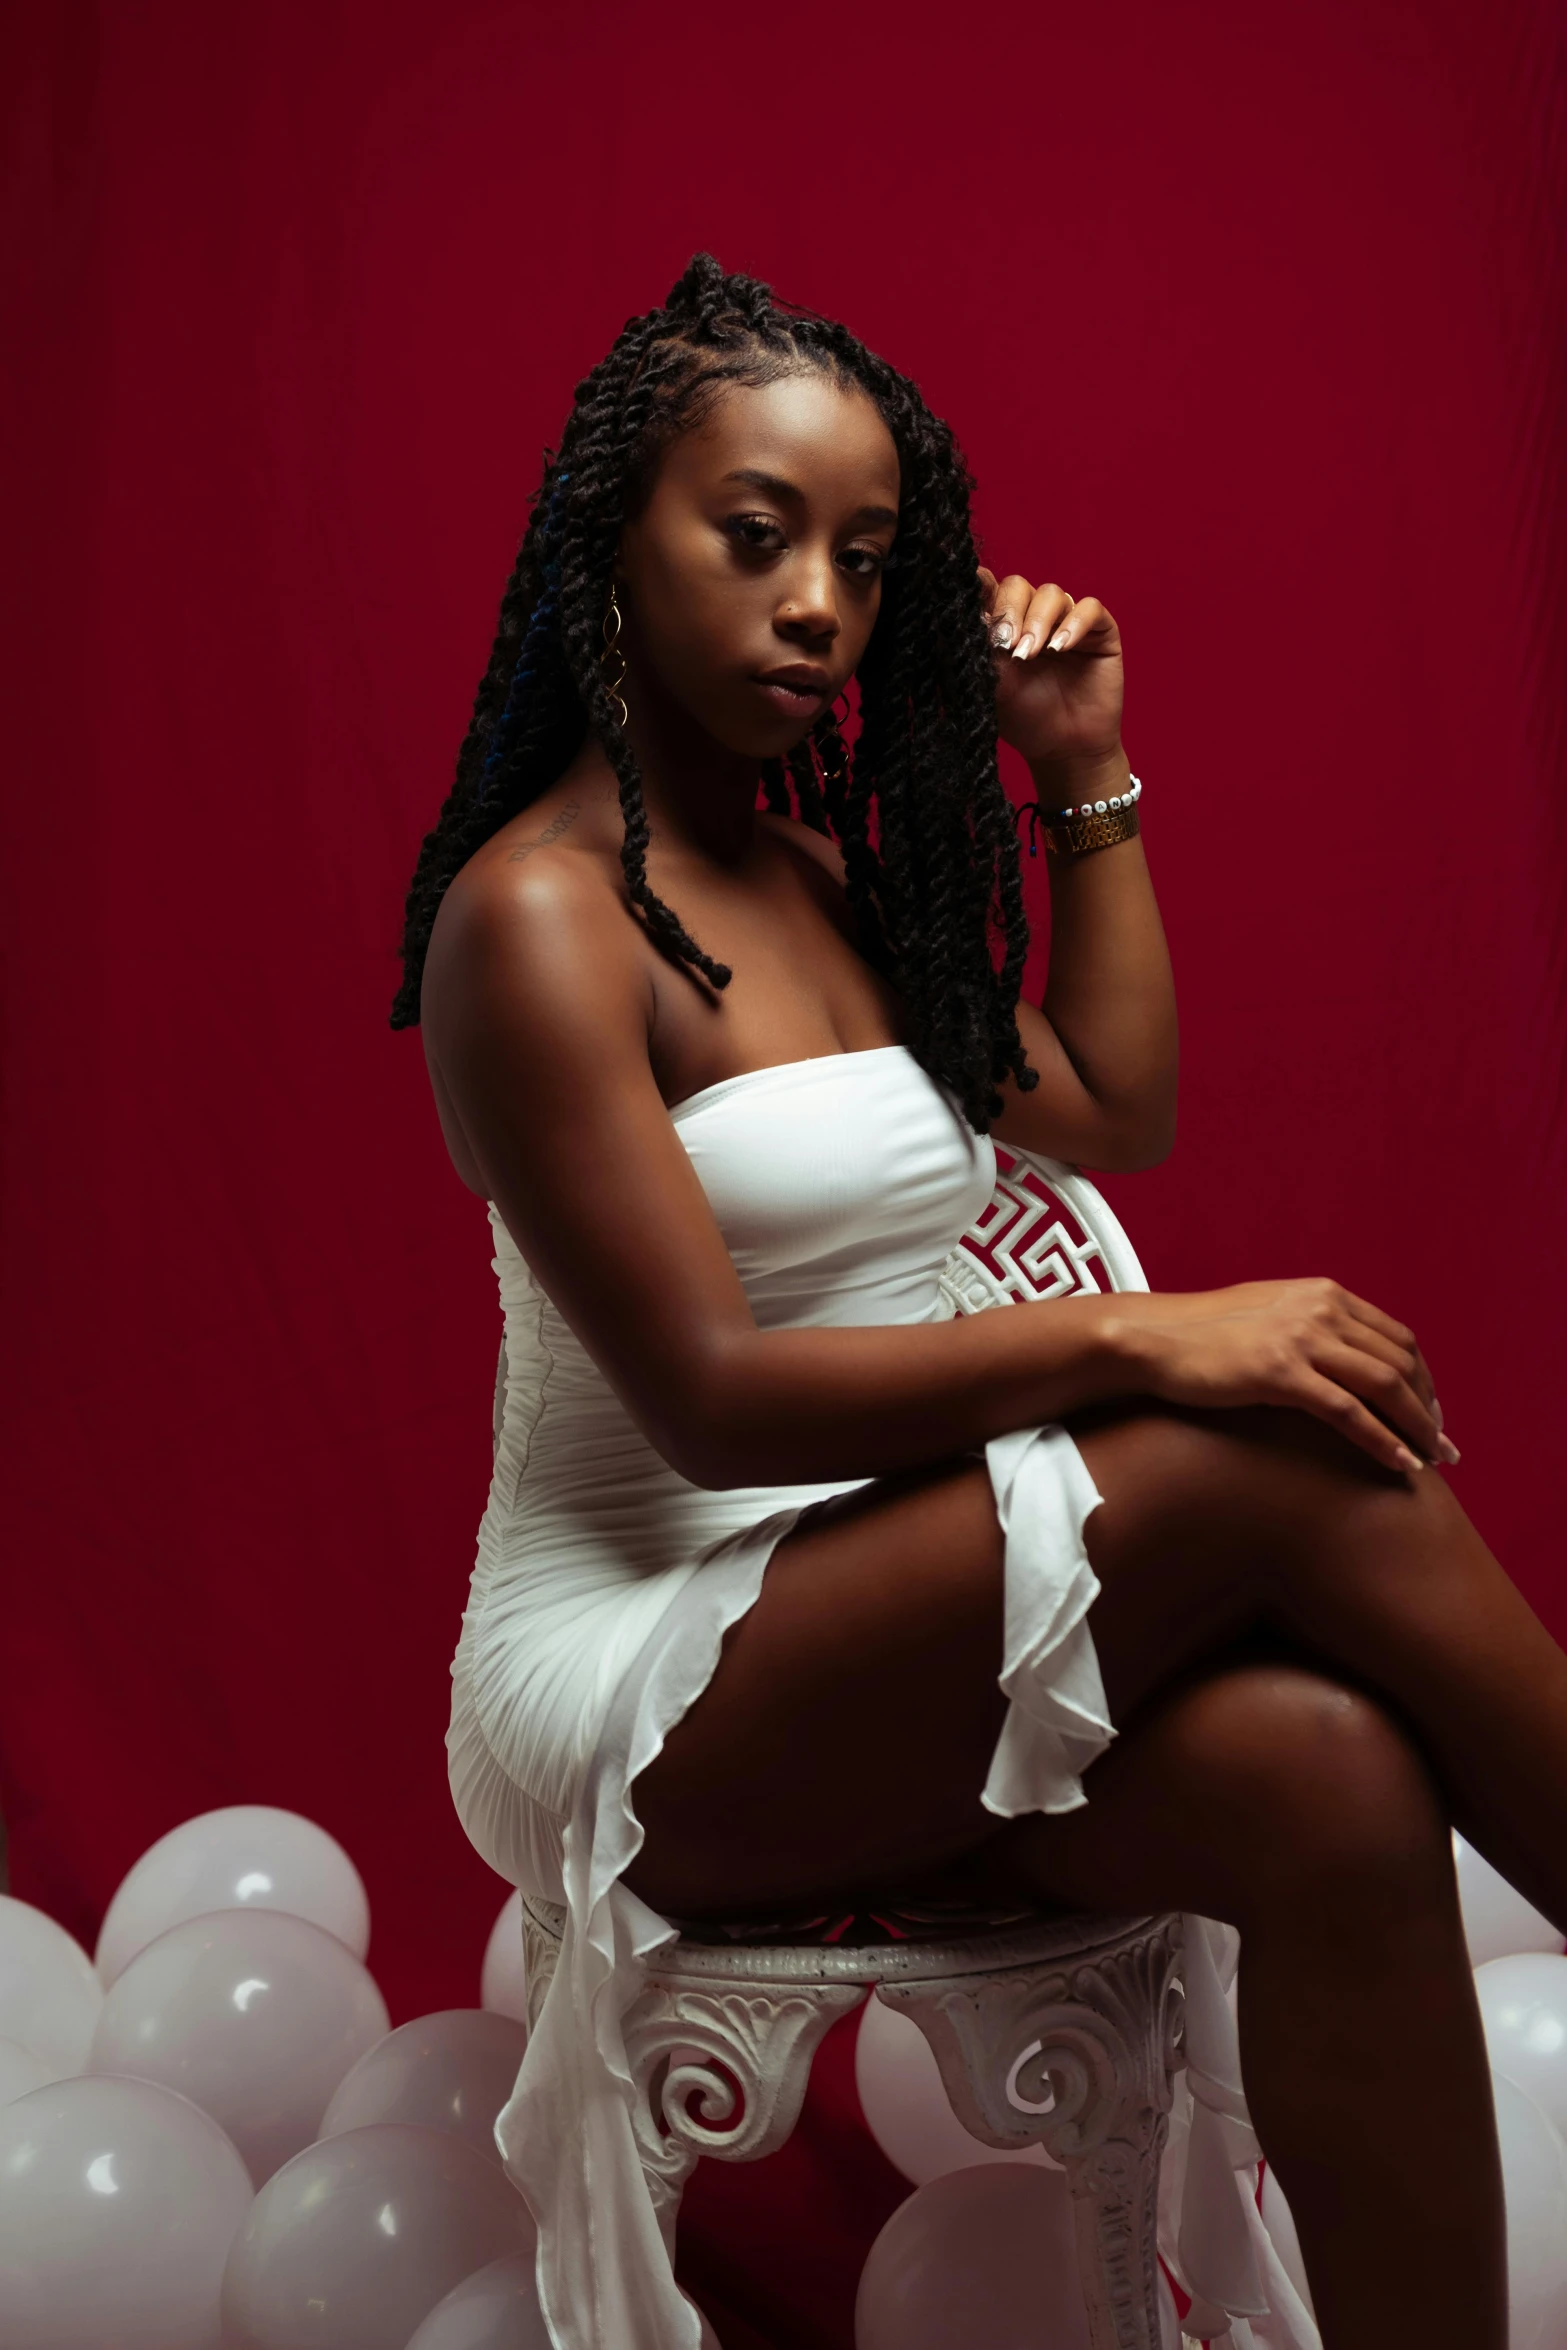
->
<box><xmin>631</xmin><ymin>1402</ymin><xmax>1567</xmax><ymax>1930</ymax></box>
<box><xmin>1067</xmin><ymin>1398</ymin><xmax>1567</xmax><ymax>1934</ymax></box>
<box><xmin>990</xmin><ymin>1661</ymin><xmax>1505</xmax><ymax>2350</ymax></box>
<box><xmin>637</xmin><ymin>1642</ymin><xmax>1506</xmax><ymax>2347</ymax></box>
<box><xmin>624</xmin><ymin>1400</ymin><xmax>1567</xmax><ymax>2348</ymax></box>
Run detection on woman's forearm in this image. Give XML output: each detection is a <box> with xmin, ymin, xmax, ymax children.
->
<box><xmin>659</xmin><ymin>1295</ymin><xmax>1155</xmax><ymax>1488</ymax></box>
<box><xmin>1033</xmin><ymin>747</ymin><xmax>1179</xmax><ymax>1164</ymax></box>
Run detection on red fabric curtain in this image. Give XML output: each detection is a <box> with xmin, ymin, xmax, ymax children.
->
<box><xmin>4</xmin><ymin>5</ymin><xmax>1563</xmax><ymax>2343</ymax></box>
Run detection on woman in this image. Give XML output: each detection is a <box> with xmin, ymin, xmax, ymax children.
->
<box><xmin>393</xmin><ymin>255</ymin><xmax>1567</xmax><ymax>2350</ymax></box>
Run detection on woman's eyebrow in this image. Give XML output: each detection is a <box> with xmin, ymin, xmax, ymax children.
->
<box><xmin>719</xmin><ymin>467</ymin><xmax>898</xmax><ymax>528</ymax></box>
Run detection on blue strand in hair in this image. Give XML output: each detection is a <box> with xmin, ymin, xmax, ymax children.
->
<box><xmin>478</xmin><ymin>472</ymin><xmax>571</xmax><ymax>800</ymax></box>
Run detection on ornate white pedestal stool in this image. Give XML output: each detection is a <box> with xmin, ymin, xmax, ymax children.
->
<box><xmin>506</xmin><ymin>1149</ymin><xmax>1190</xmax><ymax>2350</ymax></box>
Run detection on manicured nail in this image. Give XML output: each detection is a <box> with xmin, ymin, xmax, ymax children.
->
<box><xmin>991</xmin><ymin>619</ymin><xmax>1014</xmax><ymax>650</ymax></box>
<box><xmin>1395</xmin><ymin>1446</ymin><xmax>1424</xmax><ymax>1474</ymax></box>
<box><xmin>1047</xmin><ymin>629</ymin><xmax>1070</xmax><ymax>652</ymax></box>
<box><xmin>1432</xmin><ymin>1396</ymin><xmax>1445</xmax><ymax>1430</ymax></box>
<box><xmin>1438</xmin><ymin>1436</ymin><xmax>1461</xmax><ymax>1465</ymax></box>
<box><xmin>1011</xmin><ymin>633</ymin><xmax>1036</xmax><ymax>660</ymax></box>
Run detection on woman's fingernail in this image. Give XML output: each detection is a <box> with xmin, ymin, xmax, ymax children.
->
<box><xmin>1047</xmin><ymin>629</ymin><xmax>1070</xmax><ymax>652</ymax></box>
<box><xmin>1396</xmin><ymin>1446</ymin><xmax>1424</xmax><ymax>1474</ymax></box>
<box><xmin>1432</xmin><ymin>1396</ymin><xmax>1445</xmax><ymax>1430</ymax></box>
<box><xmin>1011</xmin><ymin>633</ymin><xmax>1036</xmax><ymax>660</ymax></box>
<box><xmin>1438</xmin><ymin>1436</ymin><xmax>1461</xmax><ymax>1464</ymax></box>
<box><xmin>991</xmin><ymin>620</ymin><xmax>1014</xmax><ymax>649</ymax></box>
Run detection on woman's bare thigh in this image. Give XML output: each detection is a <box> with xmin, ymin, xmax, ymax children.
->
<box><xmin>627</xmin><ymin>1452</ymin><xmax>1015</xmax><ymax>1913</ymax></box>
<box><xmin>623</xmin><ymin>1400</ymin><xmax>1420</xmax><ymax>1918</ymax></box>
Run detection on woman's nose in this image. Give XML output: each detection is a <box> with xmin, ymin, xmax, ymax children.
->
<box><xmin>775</xmin><ymin>551</ymin><xmax>841</xmax><ymax>641</ymax></box>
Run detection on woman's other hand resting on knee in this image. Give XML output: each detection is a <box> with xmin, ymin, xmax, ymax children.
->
<box><xmin>1106</xmin><ymin>1276</ymin><xmax>1459</xmax><ymax>1477</ymax></box>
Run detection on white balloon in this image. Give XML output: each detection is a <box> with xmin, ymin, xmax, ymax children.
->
<box><xmin>404</xmin><ymin>2253</ymin><xmax>721</xmax><ymax>2350</ymax></box>
<box><xmin>0</xmin><ymin>1893</ymin><xmax>102</xmax><ymax>2073</ymax></box>
<box><xmin>1453</xmin><ymin>1834</ymin><xmax>1564</xmax><ymax>1969</ymax></box>
<box><xmin>855</xmin><ymin>1994</ymin><xmax>1059</xmax><ymax>2186</ymax></box>
<box><xmin>403</xmin><ymin>2251</ymin><xmax>551</xmax><ymax>2350</ymax></box>
<box><xmin>0</xmin><ymin>2034</ymin><xmax>56</xmax><ymax>2104</ymax></box>
<box><xmin>481</xmin><ymin>1891</ymin><xmax>530</xmax><ymax>2025</ymax></box>
<box><xmin>88</xmin><ymin>1907</ymin><xmax>389</xmax><ymax>2184</ymax></box>
<box><xmin>0</xmin><ymin>2073</ymin><xmax>252</xmax><ymax>2350</ymax></box>
<box><xmin>1477</xmin><ymin>1956</ymin><xmax>1567</xmax><ymax>2141</ymax></box>
<box><xmin>95</xmin><ymin>1804</ymin><xmax>371</xmax><ymax>1986</ymax></box>
<box><xmin>320</xmin><ymin>2008</ymin><xmax>529</xmax><ymax>2165</ymax></box>
<box><xmin>855</xmin><ymin>2164</ymin><xmax>1091</xmax><ymax>2350</ymax></box>
<box><xmin>1493</xmin><ymin>2072</ymin><xmax>1567</xmax><ymax>2350</ymax></box>
<box><xmin>1259</xmin><ymin>2166</ymin><xmax>1315</xmax><ymax>2319</ymax></box>
<box><xmin>222</xmin><ymin>2123</ymin><xmax>535</xmax><ymax>2350</ymax></box>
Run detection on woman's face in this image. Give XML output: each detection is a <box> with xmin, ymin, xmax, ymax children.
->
<box><xmin>614</xmin><ymin>371</ymin><xmax>901</xmax><ymax>758</ymax></box>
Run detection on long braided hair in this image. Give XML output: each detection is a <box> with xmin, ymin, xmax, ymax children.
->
<box><xmin>390</xmin><ymin>253</ymin><xmax>1039</xmax><ymax>1132</ymax></box>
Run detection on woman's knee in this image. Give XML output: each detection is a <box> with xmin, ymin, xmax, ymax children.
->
<box><xmin>1155</xmin><ymin>1663</ymin><xmax>1455</xmax><ymax>1922</ymax></box>
<box><xmin>1076</xmin><ymin>1399</ymin><xmax>1447</xmax><ymax>1618</ymax></box>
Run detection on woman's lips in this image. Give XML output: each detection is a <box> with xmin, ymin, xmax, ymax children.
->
<box><xmin>753</xmin><ymin>677</ymin><xmax>828</xmax><ymax>715</ymax></box>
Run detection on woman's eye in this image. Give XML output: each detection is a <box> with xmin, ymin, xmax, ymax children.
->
<box><xmin>721</xmin><ymin>515</ymin><xmax>893</xmax><ymax>577</ymax></box>
<box><xmin>724</xmin><ymin>513</ymin><xmax>786</xmax><ymax>552</ymax></box>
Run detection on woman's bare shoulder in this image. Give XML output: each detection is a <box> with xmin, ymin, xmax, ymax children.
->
<box><xmin>423</xmin><ymin>806</ymin><xmax>642</xmax><ymax>1031</ymax></box>
<box><xmin>421</xmin><ymin>808</ymin><xmax>649</xmax><ymax>1122</ymax></box>
<box><xmin>417</xmin><ymin>822</ymin><xmax>651</xmax><ymax>1197</ymax></box>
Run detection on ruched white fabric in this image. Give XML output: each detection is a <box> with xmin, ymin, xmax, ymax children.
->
<box><xmin>445</xmin><ymin>1044</ymin><xmax>1307</xmax><ymax>2350</ymax></box>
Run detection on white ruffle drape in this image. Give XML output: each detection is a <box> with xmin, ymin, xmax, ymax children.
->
<box><xmin>1160</xmin><ymin>1916</ymin><xmax>1321</xmax><ymax>2349</ymax></box>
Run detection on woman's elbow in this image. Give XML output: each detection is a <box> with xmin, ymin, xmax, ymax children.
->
<box><xmin>656</xmin><ymin>1426</ymin><xmax>775</xmax><ymax>1492</ymax></box>
<box><xmin>1127</xmin><ymin>1113</ymin><xmax>1177</xmax><ymax>1170</ymax></box>
<box><xmin>636</xmin><ymin>1370</ymin><xmax>757</xmax><ymax>1490</ymax></box>
<box><xmin>1093</xmin><ymin>1106</ymin><xmax>1177</xmax><ymax>1172</ymax></box>
<box><xmin>636</xmin><ymin>1407</ymin><xmax>727</xmax><ymax>1489</ymax></box>
<box><xmin>662</xmin><ymin>1431</ymin><xmax>740</xmax><ymax>1490</ymax></box>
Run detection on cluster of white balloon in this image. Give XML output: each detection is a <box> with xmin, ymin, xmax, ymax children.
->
<box><xmin>3</xmin><ymin>1806</ymin><xmax>1564</xmax><ymax>2350</ymax></box>
<box><xmin>850</xmin><ymin>1833</ymin><xmax>1567</xmax><ymax>2349</ymax></box>
<box><xmin>0</xmin><ymin>1806</ymin><xmax>714</xmax><ymax>2350</ymax></box>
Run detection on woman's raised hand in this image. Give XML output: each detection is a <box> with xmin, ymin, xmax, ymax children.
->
<box><xmin>977</xmin><ymin>565</ymin><xmax>1125</xmax><ymax>776</ymax></box>
<box><xmin>976</xmin><ymin>568</ymin><xmax>1451</xmax><ymax>1477</ymax></box>
<box><xmin>1122</xmin><ymin>1279</ymin><xmax>1459</xmax><ymax>1476</ymax></box>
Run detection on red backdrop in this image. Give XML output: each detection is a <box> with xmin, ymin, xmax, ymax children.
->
<box><xmin>4</xmin><ymin>4</ymin><xmax>1563</xmax><ymax>2344</ymax></box>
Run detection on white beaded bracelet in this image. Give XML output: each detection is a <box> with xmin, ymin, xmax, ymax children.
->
<box><xmin>1049</xmin><ymin>772</ymin><xmax>1142</xmax><ymax>820</ymax></box>
<box><xmin>1018</xmin><ymin>772</ymin><xmax>1144</xmax><ymax>860</ymax></box>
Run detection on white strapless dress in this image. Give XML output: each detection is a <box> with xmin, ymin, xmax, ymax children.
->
<box><xmin>446</xmin><ymin>1046</ymin><xmax>1306</xmax><ymax>2350</ymax></box>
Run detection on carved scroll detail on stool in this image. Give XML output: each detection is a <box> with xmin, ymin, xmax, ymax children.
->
<box><xmin>623</xmin><ymin>1976</ymin><xmax>867</xmax><ymax>2250</ymax></box>
<box><xmin>878</xmin><ymin>1915</ymin><xmax>1182</xmax><ymax>2350</ymax></box>
<box><xmin>878</xmin><ymin>1921</ymin><xmax>1181</xmax><ymax>2158</ymax></box>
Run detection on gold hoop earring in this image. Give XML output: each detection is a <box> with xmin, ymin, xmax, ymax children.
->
<box><xmin>601</xmin><ymin>588</ymin><xmax>629</xmax><ymax>729</ymax></box>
